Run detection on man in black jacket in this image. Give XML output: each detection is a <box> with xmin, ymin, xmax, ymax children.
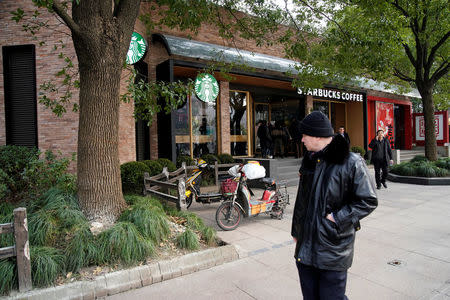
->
<box><xmin>369</xmin><ymin>130</ymin><xmax>393</xmax><ymax>189</ymax></box>
<box><xmin>338</xmin><ymin>126</ymin><xmax>351</xmax><ymax>145</ymax></box>
<box><xmin>291</xmin><ymin>111</ymin><xmax>378</xmax><ymax>300</ymax></box>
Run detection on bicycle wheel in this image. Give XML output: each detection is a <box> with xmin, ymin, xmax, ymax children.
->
<box><xmin>216</xmin><ymin>201</ymin><xmax>242</xmax><ymax>231</ymax></box>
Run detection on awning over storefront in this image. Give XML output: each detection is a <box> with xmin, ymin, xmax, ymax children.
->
<box><xmin>152</xmin><ymin>33</ymin><xmax>299</xmax><ymax>75</ymax></box>
<box><xmin>152</xmin><ymin>33</ymin><xmax>420</xmax><ymax>98</ymax></box>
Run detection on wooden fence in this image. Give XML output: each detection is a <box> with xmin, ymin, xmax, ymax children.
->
<box><xmin>0</xmin><ymin>207</ymin><xmax>32</xmax><ymax>292</ymax></box>
<box><xmin>143</xmin><ymin>161</ymin><xmax>238</xmax><ymax>209</ymax></box>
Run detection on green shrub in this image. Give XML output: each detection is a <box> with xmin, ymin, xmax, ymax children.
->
<box><xmin>142</xmin><ymin>160</ymin><xmax>163</xmax><ymax>176</ymax></box>
<box><xmin>119</xmin><ymin>204</ymin><xmax>170</xmax><ymax>243</ymax></box>
<box><xmin>31</xmin><ymin>246</ymin><xmax>65</xmax><ymax>287</ymax></box>
<box><xmin>201</xmin><ymin>154</ymin><xmax>218</xmax><ymax>166</ymax></box>
<box><xmin>180</xmin><ymin>212</ymin><xmax>205</xmax><ymax>231</ymax></box>
<box><xmin>176</xmin><ymin>229</ymin><xmax>199</xmax><ymax>250</ymax></box>
<box><xmin>176</xmin><ymin>155</ymin><xmax>195</xmax><ymax>167</ymax></box>
<box><xmin>65</xmin><ymin>223</ymin><xmax>97</xmax><ymax>273</ymax></box>
<box><xmin>350</xmin><ymin>146</ymin><xmax>366</xmax><ymax>157</ymax></box>
<box><xmin>217</xmin><ymin>154</ymin><xmax>234</xmax><ymax>164</ymax></box>
<box><xmin>0</xmin><ymin>145</ymin><xmax>38</xmax><ymax>199</ymax></box>
<box><xmin>0</xmin><ymin>259</ymin><xmax>17</xmax><ymax>295</ymax></box>
<box><xmin>0</xmin><ymin>146</ymin><xmax>74</xmax><ymax>202</ymax></box>
<box><xmin>96</xmin><ymin>222</ymin><xmax>154</xmax><ymax>265</ymax></box>
<box><xmin>200</xmin><ymin>227</ymin><xmax>217</xmax><ymax>246</ymax></box>
<box><xmin>410</xmin><ymin>155</ymin><xmax>428</xmax><ymax>163</ymax></box>
<box><xmin>434</xmin><ymin>167</ymin><xmax>449</xmax><ymax>177</ymax></box>
<box><xmin>157</xmin><ymin>158</ymin><xmax>176</xmax><ymax>172</ymax></box>
<box><xmin>120</xmin><ymin>161</ymin><xmax>151</xmax><ymax>195</ymax></box>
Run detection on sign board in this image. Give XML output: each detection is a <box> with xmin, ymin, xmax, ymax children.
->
<box><xmin>376</xmin><ymin>102</ymin><xmax>395</xmax><ymax>149</ymax></box>
<box><xmin>413</xmin><ymin>111</ymin><xmax>449</xmax><ymax>146</ymax></box>
<box><xmin>126</xmin><ymin>32</ymin><xmax>147</xmax><ymax>65</ymax></box>
<box><xmin>297</xmin><ymin>88</ymin><xmax>364</xmax><ymax>102</ymax></box>
<box><xmin>194</xmin><ymin>73</ymin><xmax>219</xmax><ymax>103</ymax></box>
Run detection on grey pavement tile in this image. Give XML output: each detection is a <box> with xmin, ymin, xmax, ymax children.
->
<box><xmin>398</xmin><ymin>252</ymin><xmax>450</xmax><ymax>281</ymax></box>
<box><xmin>226</xmin><ymin>236</ymin><xmax>273</xmax><ymax>254</ymax></box>
<box><xmin>347</xmin><ymin>273</ymin><xmax>410</xmax><ymax>300</ymax></box>
<box><xmin>362</xmin><ymin>263</ymin><xmax>443</xmax><ymax>298</ymax></box>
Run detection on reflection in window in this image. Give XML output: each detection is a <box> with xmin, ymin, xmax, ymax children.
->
<box><xmin>313</xmin><ymin>101</ymin><xmax>329</xmax><ymax>117</ymax></box>
<box><xmin>174</xmin><ymin>98</ymin><xmax>190</xmax><ymax>156</ymax></box>
<box><xmin>192</xmin><ymin>94</ymin><xmax>216</xmax><ymax>157</ymax></box>
<box><xmin>230</xmin><ymin>91</ymin><xmax>248</xmax><ymax>156</ymax></box>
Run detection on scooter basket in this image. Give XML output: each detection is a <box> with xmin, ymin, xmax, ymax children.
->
<box><xmin>220</xmin><ymin>179</ymin><xmax>237</xmax><ymax>194</ymax></box>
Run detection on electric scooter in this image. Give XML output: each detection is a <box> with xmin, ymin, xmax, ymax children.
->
<box><xmin>215</xmin><ymin>162</ymin><xmax>289</xmax><ymax>231</ymax></box>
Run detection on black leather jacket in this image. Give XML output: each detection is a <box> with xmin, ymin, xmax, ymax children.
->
<box><xmin>291</xmin><ymin>135</ymin><xmax>377</xmax><ymax>271</ymax></box>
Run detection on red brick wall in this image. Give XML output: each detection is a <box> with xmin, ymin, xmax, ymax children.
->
<box><xmin>0</xmin><ymin>1</ymin><xmax>79</xmax><ymax>167</ymax></box>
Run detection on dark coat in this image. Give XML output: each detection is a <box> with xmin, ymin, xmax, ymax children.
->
<box><xmin>340</xmin><ymin>132</ymin><xmax>350</xmax><ymax>145</ymax></box>
<box><xmin>369</xmin><ymin>137</ymin><xmax>392</xmax><ymax>166</ymax></box>
<box><xmin>291</xmin><ymin>134</ymin><xmax>378</xmax><ymax>271</ymax></box>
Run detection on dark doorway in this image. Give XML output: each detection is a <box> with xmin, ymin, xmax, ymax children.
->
<box><xmin>3</xmin><ymin>45</ymin><xmax>37</xmax><ymax>147</ymax></box>
<box><xmin>394</xmin><ymin>105</ymin><xmax>405</xmax><ymax>149</ymax></box>
<box><xmin>134</xmin><ymin>61</ymin><xmax>150</xmax><ymax>161</ymax></box>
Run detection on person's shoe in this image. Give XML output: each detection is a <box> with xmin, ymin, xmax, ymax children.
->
<box><xmin>377</xmin><ymin>185</ymin><xmax>381</xmax><ymax>190</ymax></box>
<box><xmin>382</xmin><ymin>182</ymin><xmax>387</xmax><ymax>188</ymax></box>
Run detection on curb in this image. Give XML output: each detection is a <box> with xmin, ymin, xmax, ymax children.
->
<box><xmin>3</xmin><ymin>244</ymin><xmax>239</xmax><ymax>300</ymax></box>
<box><xmin>387</xmin><ymin>173</ymin><xmax>450</xmax><ymax>185</ymax></box>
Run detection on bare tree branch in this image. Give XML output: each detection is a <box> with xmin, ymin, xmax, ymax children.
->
<box><xmin>427</xmin><ymin>30</ymin><xmax>450</xmax><ymax>70</ymax></box>
<box><xmin>430</xmin><ymin>61</ymin><xmax>449</xmax><ymax>84</ymax></box>
<box><xmin>402</xmin><ymin>42</ymin><xmax>417</xmax><ymax>66</ymax></box>
<box><xmin>52</xmin><ymin>0</ymin><xmax>81</xmax><ymax>36</ymax></box>
<box><xmin>393</xmin><ymin>67</ymin><xmax>415</xmax><ymax>82</ymax></box>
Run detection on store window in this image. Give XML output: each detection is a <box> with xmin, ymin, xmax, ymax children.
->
<box><xmin>230</xmin><ymin>91</ymin><xmax>251</xmax><ymax>156</ymax></box>
<box><xmin>313</xmin><ymin>100</ymin><xmax>346</xmax><ymax>132</ymax></box>
<box><xmin>173</xmin><ymin>94</ymin><xmax>217</xmax><ymax>158</ymax></box>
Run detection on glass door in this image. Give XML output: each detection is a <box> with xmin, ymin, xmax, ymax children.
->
<box><xmin>230</xmin><ymin>91</ymin><xmax>251</xmax><ymax>156</ymax></box>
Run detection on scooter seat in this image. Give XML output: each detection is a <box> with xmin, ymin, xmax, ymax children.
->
<box><xmin>260</xmin><ymin>177</ymin><xmax>275</xmax><ymax>185</ymax></box>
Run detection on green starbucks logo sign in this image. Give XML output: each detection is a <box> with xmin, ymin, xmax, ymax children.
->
<box><xmin>126</xmin><ymin>32</ymin><xmax>147</xmax><ymax>65</ymax></box>
<box><xmin>194</xmin><ymin>73</ymin><xmax>219</xmax><ymax>103</ymax></box>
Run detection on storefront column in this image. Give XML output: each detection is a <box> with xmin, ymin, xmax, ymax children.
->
<box><xmin>149</xmin><ymin>122</ymin><xmax>158</xmax><ymax>160</ymax></box>
<box><xmin>219</xmin><ymin>81</ymin><xmax>231</xmax><ymax>154</ymax></box>
<box><xmin>305</xmin><ymin>95</ymin><xmax>314</xmax><ymax>115</ymax></box>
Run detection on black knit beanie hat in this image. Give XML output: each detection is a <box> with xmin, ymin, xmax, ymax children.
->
<box><xmin>299</xmin><ymin>111</ymin><xmax>334</xmax><ymax>137</ymax></box>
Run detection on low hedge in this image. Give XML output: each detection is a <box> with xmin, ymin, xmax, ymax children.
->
<box><xmin>391</xmin><ymin>159</ymin><xmax>450</xmax><ymax>178</ymax></box>
<box><xmin>120</xmin><ymin>161</ymin><xmax>151</xmax><ymax>195</ymax></box>
<box><xmin>350</xmin><ymin>146</ymin><xmax>366</xmax><ymax>157</ymax></box>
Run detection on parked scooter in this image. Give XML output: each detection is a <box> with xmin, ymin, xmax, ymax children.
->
<box><xmin>215</xmin><ymin>161</ymin><xmax>289</xmax><ymax>231</ymax></box>
<box><xmin>185</xmin><ymin>159</ymin><xmax>225</xmax><ymax>209</ymax></box>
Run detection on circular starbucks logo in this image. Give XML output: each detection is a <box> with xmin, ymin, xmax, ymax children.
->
<box><xmin>126</xmin><ymin>32</ymin><xmax>147</xmax><ymax>65</ymax></box>
<box><xmin>194</xmin><ymin>73</ymin><xmax>219</xmax><ymax>103</ymax></box>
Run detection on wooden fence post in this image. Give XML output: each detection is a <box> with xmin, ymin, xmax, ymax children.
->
<box><xmin>13</xmin><ymin>208</ymin><xmax>32</xmax><ymax>292</ymax></box>
<box><xmin>177</xmin><ymin>178</ymin><xmax>187</xmax><ymax>211</ymax></box>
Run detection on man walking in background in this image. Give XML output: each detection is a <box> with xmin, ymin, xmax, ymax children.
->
<box><xmin>292</xmin><ymin>111</ymin><xmax>378</xmax><ymax>300</ymax></box>
<box><xmin>338</xmin><ymin>126</ymin><xmax>350</xmax><ymax>145</ymax></box>
<box><xmin>369</xmin><ymin>129</ymin><xmax>393</xmax><ymax>189</ymax></box>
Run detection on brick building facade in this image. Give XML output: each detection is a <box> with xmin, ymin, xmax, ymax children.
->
<box><xmin>1</xmin><ymin>1</ymin><xmax>417</xmax><ymax>166</ymax></box>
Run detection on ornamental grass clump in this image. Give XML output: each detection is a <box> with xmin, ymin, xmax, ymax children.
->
<box><xmin>96</xmin><ymin>222</ymin><xmax>154</xmax><ymax>266</ymax></box>
<box><xmin>31</xmin><ymin>246</ymin><xmax>65</xmax><ymax>287</ymax></box>
<box><xmin>176</xmin><ymin>229</ymin><xmax>199</xmax><ymax>250</ymax></box>
<box><xmin>65</xmin><ymin>223</ymin><xmax>97</xmax><ymax>273</ymax></box>
<box><xmin>200</xmin><ymin>227</ymin><xmax>217</xmax><ymax>246</ymax></box>
<box><xmin>0</xmin><ymin>203</ymin><xmax>14</xmax><ymax>248</ymax></box>
<box><xmin>0</xmin><ymin>259</ymin><xmax>17</xmax><ymax>295</ymax></box>
<box><xmin>119</xmin><ymin>202</ymin><xmax>170</xmax><ymax>244</ymax></box>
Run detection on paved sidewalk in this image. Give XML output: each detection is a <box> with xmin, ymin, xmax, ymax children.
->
<box><xmin>108</xmin><ymin>179</ymin><xmax>450</xmax><ymax>299</ymax></box>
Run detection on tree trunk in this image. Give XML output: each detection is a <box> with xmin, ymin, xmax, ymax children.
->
<box><xmin>419</xmin><ymin>85</ymin><xmax>438</xmax><ymax>161</ymax></box>
<box><xmin>76</xmin><ymin>58</ymin><xmax>126</xmax><ymax>223</ymax></box>
<box><xmin>69</xmin><ymin>1</ymin><xmax>140</xmax><ymax>223</ymax></box>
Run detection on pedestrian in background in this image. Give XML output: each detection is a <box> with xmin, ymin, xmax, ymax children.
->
<box><xmin>369</xmin><ymin>129</ymin><xmax>393</xmax><ymax>189</ymax></box>
<box><xmin>292</xmin><ymin>111</ymin><xmax>378</xmax><ymax>300</ymax></box>
<box><xmin>338</xmin><ymin>126</ymin><xmax>350</xmax><ymax>145</ymax></box>
<box><xmin>257</xmin><ymin>120</ymin><xmax>272</xmax><ymax>158</ymax></box>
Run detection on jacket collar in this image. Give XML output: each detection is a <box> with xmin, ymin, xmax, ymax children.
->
<box><xmin>303</xmin><ymin>134</ymin><xmax>350</xmax><ymax>168</ymax></box>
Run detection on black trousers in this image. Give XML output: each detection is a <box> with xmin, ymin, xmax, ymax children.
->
<box><xmin>296</xmin><ymin>262</ymin><xmax>348</xmax><ymax>300</ymax></box>
<box><xmin>373</xmin><ymin>160</ymin><xmax>388</xmax><ymax>187</ymax></box>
